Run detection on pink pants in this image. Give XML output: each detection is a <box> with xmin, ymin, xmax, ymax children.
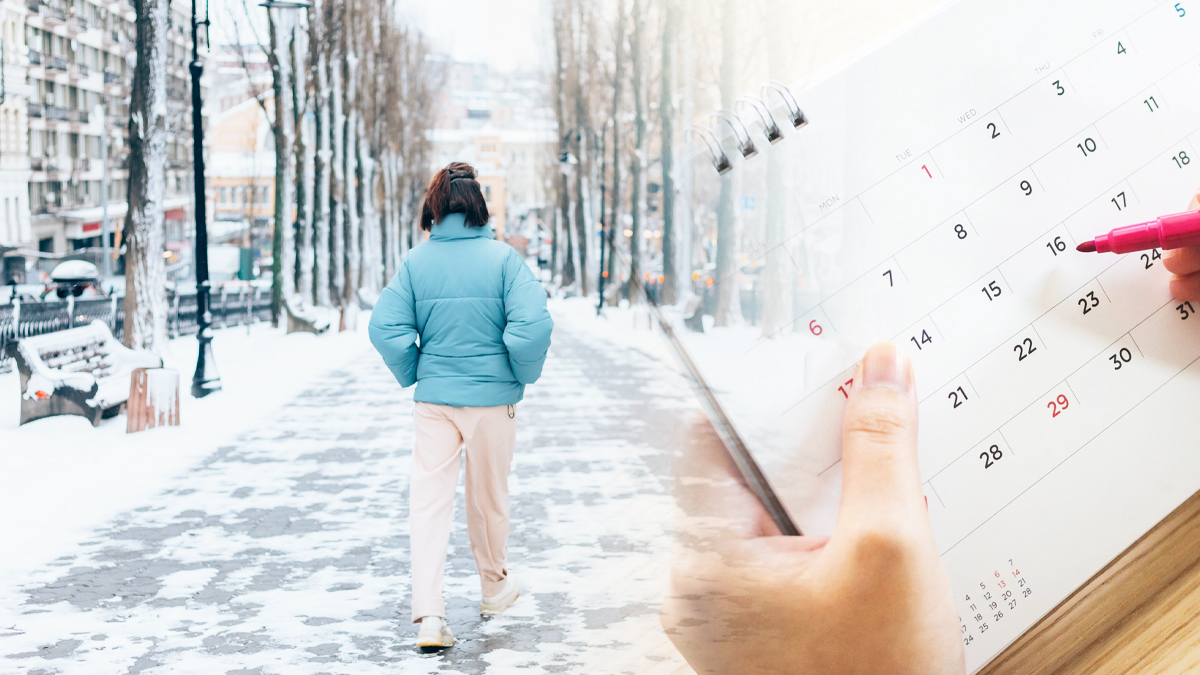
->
<box><xmin>409</xmin><ymin>401</ymin><xmax>517</xmax><ymax>622</ymax></box>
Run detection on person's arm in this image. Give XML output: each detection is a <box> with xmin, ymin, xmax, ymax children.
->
<box><xmin>368</xmin><ymin>262</ymin><xmax>420</xmax><ymax>387</ymax></box>
<box><xmin>663</xmin><ymin>343</ymin><xmax>965</xmax><ymax>675</ymax></box>
<box><xmin>1164</xmin><ymin>188</ymin><xmax>1200</xmax><ymax>300</ymax></box>
<box><xmin>501</xmin><ymin>252</ymin><xmax>553</xmax><ymax>384</ymax></box>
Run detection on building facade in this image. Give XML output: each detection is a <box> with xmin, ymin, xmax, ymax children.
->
<box><xmin>24</xmin><ymin>0</ymin><xmax>201</xmax><ymax>273</ymax></box>
<box><xmin>429</xmin><ymin>59</ymin><xmax>555</xmax><ymax>242</ymax></box>
<box><xmin>0</xmin><ymin>0</ymin><xmax>32</xmax><ymax>255</ymax></box>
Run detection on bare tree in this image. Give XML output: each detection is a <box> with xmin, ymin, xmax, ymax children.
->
<box><xmin>760</xmin><ymin>0</ymin><xmax>792</xmax><ymax>337</ymax></box>
<box><xmin>291</xmin><ymin>21</ymin><xmax>313</xmax><ymax>305</ymax></box>
<box><xmin>572</xmin><ymin>0</ymin><xmax>593</xmax><ymax>297</ymax></box>
<box><xmin>266</xmin><ymin>9</ymin><xmax>296</xmax><ymax>325</ymax></box>
<box><xmin>552</xmin><ymin>0</ymin><xmax>575</xmax><ymax>288</ymax></box>
<box><xmin>606</xmin><ymin>0</ymin><xmax>626</xmax><ymax>304</ymax></box>
<box><xmin>124</xmin><ymin>0</ymin><xmax>170</xmax><ymax>350</ymax></box>
<box><xmin>713</xmin><ymin>0</ymin><xmax>740</xmax><ymax>326</ymax></box>
<box><xmin>311</xmin><ymin>0</ymin><xmax>332</xmax><ymax>306</ymax></box>
<box><xmin>629</xmin><ymin>0</ymin><xmax>647</xmax><ymax>300</ymax></box>
<box><xmin>659</xmin><ymin>0</ymin><xmax>678</xmax><ymax>305</ymax></box>
<box><xmin>342</xmin><ymin>0</ymin><xmax>360</xmax><ymax>305</ymax></box>
<box><xmin>328</xmin><ymin>2</ymin><xmax>346</xmax><ymax>305</ymax></box>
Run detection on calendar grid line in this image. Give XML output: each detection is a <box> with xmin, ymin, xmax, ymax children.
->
<box><xmin>997</xmin><ymin>429</ymin><xmax>1014</xmax><ymax>457</ymax></box>
<box><xmin>939</xmin><ymin>350</ymin><xmax>1200</xmax><ymax>559</ymax></box>
<box><xmin>784</xmin><ymin>224</ymin><xmax>1126</xmax><ymax>416</ymax></box>
<box><xmin>929</xmin><ymin>482</ymin><xmax>947</xmax><ymax>508</ymax></box>
<box><xmin>1130</xmin><ymin>333</ymin><xmax>1146</xmax><ymax>359</ymax></box>
<box><xmin>1029</xmin><ymin>324</ymin><xmax>1047</xmax><ymax>351</ymax></box>
<box><xmin>780</xmin><ymin>100</ymin><xmax>1200</xmax><ymax>414</ymax></box>
<box><xmin>964</xmin><ymin>372</ymin><xmax>980</xmax><ymax>401</ymax></box>
<box><xmin>924</xmin><ymin>298</ymin><xmax>1175</xmax><ymax>486</ymax></box>
<box><xmin>705</xmin><ymin>16</ymin><xmax>1200</xmax><ymax>311</ymax></box>
<box><xmin>742</xmin><ymin>69</ymin><xmax>1200</xmax><ymax>355</ymax></box>
<box><xmin>1064</xmin><ymin>380</ymin><xmax>1082</xmax><ymax>406</ymax></box>
<box><xmin>1096</xmin><ymin>278</ymin><xmax>1114</xmax><ymax>305</ymax></box>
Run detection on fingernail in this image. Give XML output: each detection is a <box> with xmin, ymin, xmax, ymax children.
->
<box><xmin>861</xmin><ymin>343</ymin><xmax>913</xmax><ymax>394</ymax></box>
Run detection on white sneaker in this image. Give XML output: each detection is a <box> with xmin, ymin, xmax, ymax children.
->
<box><xmin>416</xmin><ymin>616</ymin><xmax>455</xmax><ymax>652</ymax></box>
<box><xmin>480</xmin><ymin>577</ymin><xmax>520</xmax><ymax>616</ymax></box>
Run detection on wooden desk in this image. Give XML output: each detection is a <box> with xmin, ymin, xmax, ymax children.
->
<box><xmin>981</xmin><ymin>488</ymin><xmax>1200</xmax><ymax>675</ymax></box>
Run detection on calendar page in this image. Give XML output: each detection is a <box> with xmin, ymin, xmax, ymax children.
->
<box><xmin>676</xmin><ymin>0</ymin><xmax>1200</xmax><ymax>670</ymax></box>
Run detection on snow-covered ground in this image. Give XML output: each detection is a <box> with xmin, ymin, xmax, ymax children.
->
<box><xmin>0</xmin><ymin>298</ymin><xmax>700</xmax><ymax>673</ymax></box>
<box><xmin>0</xmin><ymin>317</ymin><xmax>376</xmax><ymax>584</ymax></box>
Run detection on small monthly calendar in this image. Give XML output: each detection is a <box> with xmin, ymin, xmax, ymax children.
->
<box><xmin>676</xmin><ymin>0</ymin><xmax>1200</xmax><ymax>671</ymax></box>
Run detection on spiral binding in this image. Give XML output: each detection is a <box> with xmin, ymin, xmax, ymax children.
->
<box><xmin>689</xmin><ymin>81</ymin><xmax>807</xmax><ymax>175</ymax></box>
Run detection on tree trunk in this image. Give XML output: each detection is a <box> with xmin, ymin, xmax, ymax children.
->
<box><xmin>660</xmin><ymin>0</ymin><xmax>678</xmax><ymax>306</ymax></box>
<box><xmin>268</xmin><ymin>12</ymin><xmax>295</xmax><ymax>326</ymax></box>
<box><xmin>677</xmin><ymin>0</ymin><xmax>695</xmax><ymax>306</ymax></box>
<box><xmin>760</xmin><ymin>0</ymin><xmax>793</xmax><ymax>338</ymax></box>
<box><xmin>357</xmin><ymin>116</ymin><xmax>379</xmax><ymax>295</ymax></box>
<box><xmin>572</xmin><ymin>0</ymin><xmax>590</xmax><ymax>296</ymax></box>
<box><xmin>290</xmin><ymin>26</ymin><xmax>313</xmax><ymax>305</ymax></box>
<box><xmin>343</xmin><ymin>37</ymin><xmax>360</xmax><ymax>304</ymax></box>
<box><xmin>629</xmin><ymin>0</ymin><xmax>646</xmax><ymax>302</ymax></box>
<box><xmin>313</xmin><ymin>49</ymin><xmax>332</xmax><ymax>306</ymax></box>
<box><xmin>607</xmin><ymin>0</ymin><xmax>625</xmax><ymax>305</ymax></box>
<box><xmin>552</xmin><ymin>0</ymin><xmax>572</xmax><ymax>287</ymax></box>
<box><xmin>329</xmin><ymin>34</ymin><xmax>346</xmax><ymax>305</ymax></box>
<box><xmin>713</xmin><ymin>0</ymin><xmax>741</xmax><ymax>327</ymax></box>
<box><xmin>124</xmin><ymin>0</ymin><xmax>169</xmax><ymax>351</ymax></box>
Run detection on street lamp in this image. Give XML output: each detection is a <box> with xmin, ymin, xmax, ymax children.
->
<box><xmin>189</xmin><ymin>0</ymin><xmax>220</xmax><ymax>398</ymax></box>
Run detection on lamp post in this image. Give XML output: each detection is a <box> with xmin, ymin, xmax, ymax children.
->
<box><xmin>190</xmin><ymin>0</ymin><xmax>220</xmax><ymax>398</ymax></box>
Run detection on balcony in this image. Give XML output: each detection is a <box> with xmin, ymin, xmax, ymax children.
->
<box><xmin>40</xmin><ymin>4</ymin><xmax>66</xmax><ymax>23</ymax></box>
<box><xmin>103</xmin><ymin>69</ymin><xmax>122</xmax><ymax>84</ymax></box>
<box><xmin>66</xmin><ymin>15</ymin><xmax>87</xmax><ymax>33</ymax></box>
<box><xmin>30</xmin><ymin>157</ymin><xmax>60</xmax><ymax>172</ymax></box>
<box><xmin>73</xmin><ymin>157</ymin><xmax>90</xmax><ymax>172</ymax></box>
<box><xmin>69</xmin><ymin>62</ymin><xmax>89</xmax><ymax>80</ymax></box>
<box><xmin>40</xmin><ymin>106</ymin><xmax>87</xmax><ymax>123</ymax></box>
<box><xmin>46</xmin><ymin>55</ymin><xmax>68</xmax><ymax>72</ymax></box>
<box><xmin>27</xmin><ymin>103</ymin><xmax>43</xmax><ymax>118</ymax></box>
<box><xmin>25</xmin><ymin>0</ymin><xmax>39</xmax><ymax>12</ymax></box>
<box><xmin>27</xmin><ymin>49</ymin><xmax>42</xmax><ymax>66</ymax></box>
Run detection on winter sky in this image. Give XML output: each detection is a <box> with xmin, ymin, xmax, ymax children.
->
<box><xmin>208</xmin><ymin>0</ymin><xmax>550</xmax><ymax>74</ymax></box>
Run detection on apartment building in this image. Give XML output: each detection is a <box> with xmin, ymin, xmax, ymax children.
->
<box><xmin>0</xmin><ymin>0</ymin><xmax>32</xmax><ymax>255</ymax></box>
<box><xmin>24</xmin><ymin>0</ymin><xmax>200</xmax><ymax>268</ymax></box>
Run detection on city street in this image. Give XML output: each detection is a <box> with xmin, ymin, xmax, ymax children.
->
<box><xmin>0</xmin><ymin>301</ymin><xmax>696</xmax><ymax>674</ymax></box>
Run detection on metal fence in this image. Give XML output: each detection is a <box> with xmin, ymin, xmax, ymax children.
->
<box><xmin>0</xmin><ymin>287</ymin><xmax>272</xmax><ymax>374</ymax></box>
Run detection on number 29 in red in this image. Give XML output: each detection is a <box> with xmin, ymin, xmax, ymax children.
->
<box><xmin>1047</xmin><ymin>393</ymin><xmax>1070</xmax><ymax>417</ymax></box>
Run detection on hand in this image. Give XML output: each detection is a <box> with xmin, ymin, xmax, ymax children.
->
<box><xmin>1164</xmin><ymin>188</ymin><xmax>1200</xmax><ymax>300</ymax></box>
<box><xmin>662</xmin><ymin>343</ymin><xmax>964</xmax><ymax>675</ymax></box>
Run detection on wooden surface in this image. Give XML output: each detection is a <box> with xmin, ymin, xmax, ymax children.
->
<box><xmin>981</xmin><ymin>487</ymin><xmax>1200</xmax><ymax>675</ymax></box>
<box><xmin>126</xmin><ymin>367</ymin><xmax>180</xmax><ymax>433</ymax></box>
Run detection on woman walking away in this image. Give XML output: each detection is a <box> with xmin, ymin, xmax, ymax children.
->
<box><xmin>369</xmin><ymin>162</ymin><xmax>553</xmax><ymax>652</ymax></box>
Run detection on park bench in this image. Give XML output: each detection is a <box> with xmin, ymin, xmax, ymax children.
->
<box><xmin>6</xmin><ymin>320</ymin><xmax>162</xmax><ymax>427</ymax></box>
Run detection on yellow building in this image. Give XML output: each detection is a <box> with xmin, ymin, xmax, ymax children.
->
<box><xmin>206</xmin><ymin>94</ymin><xmax>275</xmax><ymax>245</ymax></box>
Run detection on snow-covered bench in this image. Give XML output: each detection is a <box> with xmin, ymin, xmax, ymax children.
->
<box><xmin>5</xmin><ymin>320</ymin><xmax>162</xmax><ymax>427</ymax></box>
<box><xmin>285</xmin><ymin>297</ymin><xmax>336</xmax><ymax>335</ymax></box>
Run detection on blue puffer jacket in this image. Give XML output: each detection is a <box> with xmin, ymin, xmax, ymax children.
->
<box><xmin>368</xmin><ymin>213</ymin><xmax>553</xmax><ymax>407</ymax></box>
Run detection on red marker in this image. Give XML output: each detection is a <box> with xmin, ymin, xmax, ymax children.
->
<box><xmin>1077</xmin><ymin>209</ymin><xmax>1200</xmax><ymax>253</ymax></box>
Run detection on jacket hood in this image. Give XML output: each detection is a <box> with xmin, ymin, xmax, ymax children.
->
<box><xmin>430</xmin><ymin>212</ymin><xmax>494</xmax><ymax>241</ymax></box>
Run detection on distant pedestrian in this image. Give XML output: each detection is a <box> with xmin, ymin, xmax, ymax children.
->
<box><xmin>369</xmin><ymin>162</ymin><xmax>553</xmax><ymax>652</ymax></box>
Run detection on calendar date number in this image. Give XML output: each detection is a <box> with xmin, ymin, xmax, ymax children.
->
<box><xmin>1048</xmin><ymin>393</ymin><xmax>1070</xmax><ymax>417</ymax></box>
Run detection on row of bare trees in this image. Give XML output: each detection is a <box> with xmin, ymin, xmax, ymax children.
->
<box><xmin>550</xmin><ymin>0</ymin><xmax>809</xmax><ymax>340</ymax></box>
<box><xmin>549</xmin><ymin>0</ymin><xmax>694</xmax><ymax>308</ymax></box>
<box><xmin>122</xmin><ymin>0</ymin><xmax>437</xmax><ymax>351</ymax></box>
<box><xmin>264</xmin><ymin>0</ymin><xmax>438</xmax><ymax>322</ymax></box>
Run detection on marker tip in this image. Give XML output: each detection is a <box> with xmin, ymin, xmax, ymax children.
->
<box><xmin>1076</xmin><ymin>240</ymin><xmax>1097</xmax><ymax>253</ymax></box>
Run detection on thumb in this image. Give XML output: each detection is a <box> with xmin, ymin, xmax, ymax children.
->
<box><xmin>834</xmin><ymin>342</ymin><xmax>927</xmax><ymax>536</ymax></box>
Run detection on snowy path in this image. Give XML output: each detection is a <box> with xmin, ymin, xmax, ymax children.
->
<box><xmin>0</xmin><ymin>302</ymin><xmax>698</xmax><ymax>674</ymax></box>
